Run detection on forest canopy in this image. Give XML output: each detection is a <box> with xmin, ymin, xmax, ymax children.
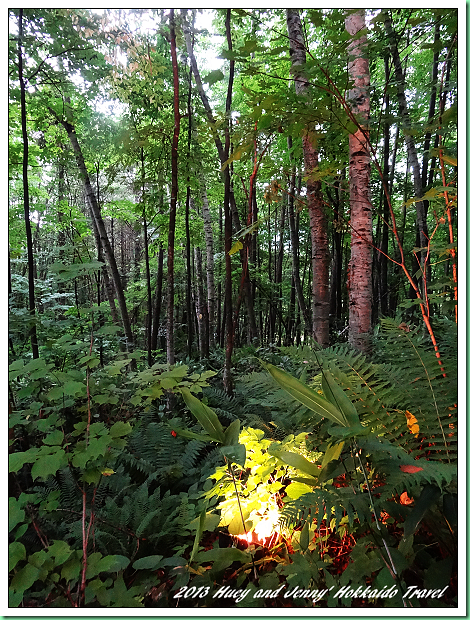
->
<box><xmin>8</xmin><ymin>8</ymin><xmax>458</xmax><ymax>610</ymax></box>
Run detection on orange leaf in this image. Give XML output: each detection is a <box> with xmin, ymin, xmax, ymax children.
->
<box><xmin>400</xmin><ymin>464</ymin><xmax>423</xmax><ymax>474</ymax></box>
<box><xmin>400</xmin><ymin>491</ymin><xmax>414</xmax><ymax>505</ymax></box>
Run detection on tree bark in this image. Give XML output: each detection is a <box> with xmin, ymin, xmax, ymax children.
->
<box><xmin>140</xmin><ymin>148</ymin><xmax>153</xmax><ymax>365</ymax></box>
<box><xmin>57</xmin><ymin>113</ymin><xmax>134</xmax><ymax>350</ymax></box>
<box><xmin>346</xmin><ymin>9</ymin><xmax>373</xmax><ymax>354</ymax></box>
<box><xmin>286</xmin><ymin>8</ymin><xmax>329</xmax><ymax>347</ymax></box>
<box><xmin>199</xmin><ymin>182</ymin><xmax>216</xmax><ymax>348</ymax></box>
<box><xmin>384</xmin><ymin>12</ymin><xmax>429</xmax><ymax>273</ymax></box>
<box><xmin>167</xmin><ymin>8</ymin><xmax>180</xmax><ymax>366</ymax></box>
<box><xmin>18</xmin><ymin>9</ymin><xmax>39</xmax><ymax>359</ymax></box>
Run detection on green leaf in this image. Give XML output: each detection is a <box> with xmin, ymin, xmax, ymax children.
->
<box><xmin>9</xmin><ymin>497</ymin><xmax>25</xmax><ymax>532</ymax></box>
<box><xmin>31</xmin><ymin>449</ymin><xmax>67</xmax><ymax>480</ymax></box>
<box><xmin>109</xmin><ymin>421</ymin><xmax>132</xmax><ymax>438</ymax></box>
<box><xmin>43</xmin><ymin>430</ymin><xmax>64</xmax><ymax>446</ymax></box>
<box><xmin>47</xmin><ymin>540</ymin><xmax>73</xmax><ymax>566</ymax></box>
<box><xmin>96</xmin><ymin>555</ymin><xmax>130</xmax><ymax>573</ymax></box>
<box><xmin>9</xmin><ymin>542</ymin><xmax>26</xmax><ymax>571</ymax></box>
<box><xmin>285</xmin><ymin>481</ymin><xmax>313</xmax><ymax>499</ymax></box>
<box><xmin>321</xmin><ymin>441</ymin><xmax>345</xmax><ymax>469</ymax></box>
<box><xmin>321</xmin><ymin>370</ymin><xmax>360</xmax><ymax>428</ymax></box>
<box><xmin>132</xmin><ymin>555</ymin><xmax>163</xmax><ymax>570</ymax></box>
<box><xmin>9</xmin><ymin>448</ymin><xmax>39</xmax><ymax>473</ymax></box>
<box><xmin>197</xmin><ymin>547</ymin><xmax>251</xmax><ymax>572</ymax></box>
<box><xmin>10</xmin><ymin>562</ymin><xmax>41</xmax><ymax>594</ymax></box>
<box><xmin>299</xmin><ymin>521</ymin><xmax>310</xmax><ymax>552</ymax></box>
<box><xmin>204</xmin><ymin>69</ymin><xmax>224</xmax><ymax>86</ymax></box>
<box><xmin>264</xmin><ymin>363</ymin><xmax>346</xmax><ymax>426</ymax></box>
<box><xmin>268</xmin><ymin>446</ymin><xmax>319</xmax><ymax>478</ymax></box>
<box><xmin>180</xmin><ymin>388</ymin><xmax>225</xmax><ymax>442</ymax></box>
<box><xmin>223</xmin><ymin>419</ymin><xmax>241</xmax><ymax>445</ymax></box>
<box><xmin>220</xmin><ymin>443</ymin><xmax>246</xmax><ymax>468</ymax></box>
<box><xmin>190</xmin><ymin>504</ymin><xmax>207</xmax><ymax>564</ymax></box>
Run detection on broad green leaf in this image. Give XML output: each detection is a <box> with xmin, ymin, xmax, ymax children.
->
<box><xmin>9</xmin><ymin>448</ymin><xmax>39</xmax><ymax>473</ymax></box>
<box><xmin>321</xmin><ymin>370</ymin><xmax>360</xmax><ymax>428</ymax></box>
<box><xmin>47</xmin><ymin>540</ymin><xmax>73</xmax><ymax>566</ymax></box>
<box><xmin>285</xmin><ymin>482</ymin><xmax>312</xmax><ymax>499</ymax></box>
<box><xmin>204</xmin><ymin>69</ymin><xmax>224</xmax><ymax>86</ymax></box>
<box><xmin>132</xmin><ymin>555</ymin><xmax>163</xmax><ymax>570</ymax></box>
<box><xmin>220</xmin><ymin>443</ymin><xmax>246</xmax><ymax>468</ymax></box>
<box><xmin>9</xmin><ymin>498</ymin><xmax>25</xmax><ymax>532</ymax></box>
<box><xmin>264</xmin><ymin>363</ymin><xmax>346</xmax><ymax>426</ymax></box>
<box><xmin>10</xmin><ymin>562</ymin><xmax>41</xmax><ymax>594</ymax></box>
<box><xmin>109</xmin><ymin>421</ymin><xmax>132</xmax><ymax>438</ymax></box>
<box><xmin>96</xmin><ymin>555</ymin><xmax>130</xmax><ymax>573</ymax></box>
<box><xmin>223</xmin><ymin>419</ymin><xmax>241</xmax><ymax>446</ymax></box>
<box><xmin>268</xmin><ymin>447</ymin><xmax>319</xmax><ymax>478</ymax></box>
<box><xmin>402</xmin><ymin>485</ymin><xmax>441</xmax><ymax>543</ymax></box>
<box><xmin>31</xmin><ymin>449</ymin><xmax>67</xmax><ymax>480</ymax></box>
<box><xmin>42</xmin><ymin>430</ymin><xmax>64</xmax><ymax>446</ymax></box>
<box><xmin>9</xmin><ymin>542</ymin><xmax>26</xmax><ymax>571</ymax></box>
<box><xmin>228</xmin><ymin>514</ymin><xmax>252</xmax><ymax>536</ymax></box>
<box><xmin>180</xmin><ymin>388</ymin><xmax>225</xmax><ymax>442</ymax></box>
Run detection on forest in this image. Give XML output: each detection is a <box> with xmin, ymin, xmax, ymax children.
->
<box><xmin>8</xmin><ymin>8</ymin><xmax>458</xmax><ymax>609</ymax></box>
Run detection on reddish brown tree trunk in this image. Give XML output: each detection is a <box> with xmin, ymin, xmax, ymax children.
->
<box><xmin>346</xmin><ymin>9</ymin><xmax>373</xmax><ymax>354</ymax></box>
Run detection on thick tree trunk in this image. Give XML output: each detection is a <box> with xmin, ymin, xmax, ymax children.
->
<box><xmin>346</xmin><ymin>9</ymin><xmax>373</xmax><ymax>354</ymax></box>
<box><xmin>18</xmin><ymin>9</ymin><xmax>39</xmax><ymax>359</ymax></box>
<box><xmin>167</xmin><ymin>9</ymin><xmax>180</xmax><ymax>366</ymax></box>
<box><xmin>286</xmin><ymin>9</ymin><xmax>329</xmax><ymax>347</ymax></box>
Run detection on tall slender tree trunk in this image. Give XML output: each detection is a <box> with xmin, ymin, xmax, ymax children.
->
<box><xmin>57</xmin><ymin>114</ymin><xmax>134</xmax><ymax>350</ymax></box>
<box><xmin>194</xmin><ymin>247</ymin><xmax>209</xmax><ymax>357</ymax></box>
<box><xmin>345</xmin><ymin>9</ymin><xmax>373</xmax><ymax>354</ymax></box>
<box><xmin>151</xmin><ymin>244</ymin><xmax>164</xmax><ymax>352</ymax></box>
<box><xmin>167</xmin><ymin>8</ymin><xmax>180</xmax><ymax>365</ymax></box>
<box><xmin>199</xmin><ymin>182</ymin><xmax>216</xmax><ymax>348</ymax></box>
<box><xmin>384</xmin><ymin>12</ymin><xmax>429</xmax><ymax>276</ymax></box>
<box><xmin>18</xmin><ymin>9</ymin><xmax>39</xmax><ymax>359</ymax></box>
<box><xmin>286</xmin><ymin>9</ymin><xmax>329</xmax><ymax>347</ymax></box>
<box><xmin>140</xmin><ymin>148</ymin><xmax>153</xmax><ymax>366</ymax></box>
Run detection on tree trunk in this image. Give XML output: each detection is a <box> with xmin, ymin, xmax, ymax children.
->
<box><xmin>194</xmin><ymin>247</ymin><xmax>209</xmax><ymax>357</ymax></box>
<box><xmin>199</xmin><ymin>182</ymin><xmax>216</xmax><ymax>348</ymax></box>
<box><xmin>345</xmin><ymin>9</ymin><xmax>373</xmax><ymax>354</ymax></box>
<box><xmin>151</xmin><ymin>244</ymin><xmax>164</xmax><ymax>352</ymax></box>
<box><xmin>57</xmin><ymin>114</ymin><xmax>134</xmax><ymax>350</ymax></box>
<box><xmin>384</xmin><ymin>12</ymin><xmax>429</xmax><ymax>273</ymax></box>
<box><xmin>286</xmin><ymin>9</ymin><xmax>329</xmax><ymax>347</ymax></box>
<box><xmin>167</xmin><ymin>8</ymin><xmax>180</xmax><ymax>366</ymax></box>
<box><xmin>18</xmin><ymin>9</ymin><xmax>39</xmax><ymax>359</ymax></box>
<box><xmin>140</xmin><ymin>148</ymin><xmax>153</xmax><ymax>366</ymax></box>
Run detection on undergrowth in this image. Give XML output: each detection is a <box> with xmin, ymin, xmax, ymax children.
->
<box><xmin>8</xmin><ymin>319</ymin><xmax>457</xmax><ymax>608</ymax></box>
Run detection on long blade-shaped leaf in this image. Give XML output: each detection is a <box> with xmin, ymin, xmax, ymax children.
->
<box><xmin>265</xmin><ymin>363</ymin><xmax>346</xmax><ymax>426</ymax></box>
<box><xmin>268</xmin><ymin>445</ymin><xmax>319</xmax><ymax>478</ymax></box>
<box><xmin>322</xmin><ymin>370</ymin><xmax>361</xmax><ymax>428</ymax></box>
<box><xmin>180</xmin><ymin>388</ymin><xmax>225</xmax><ymax>442</ymax></box>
